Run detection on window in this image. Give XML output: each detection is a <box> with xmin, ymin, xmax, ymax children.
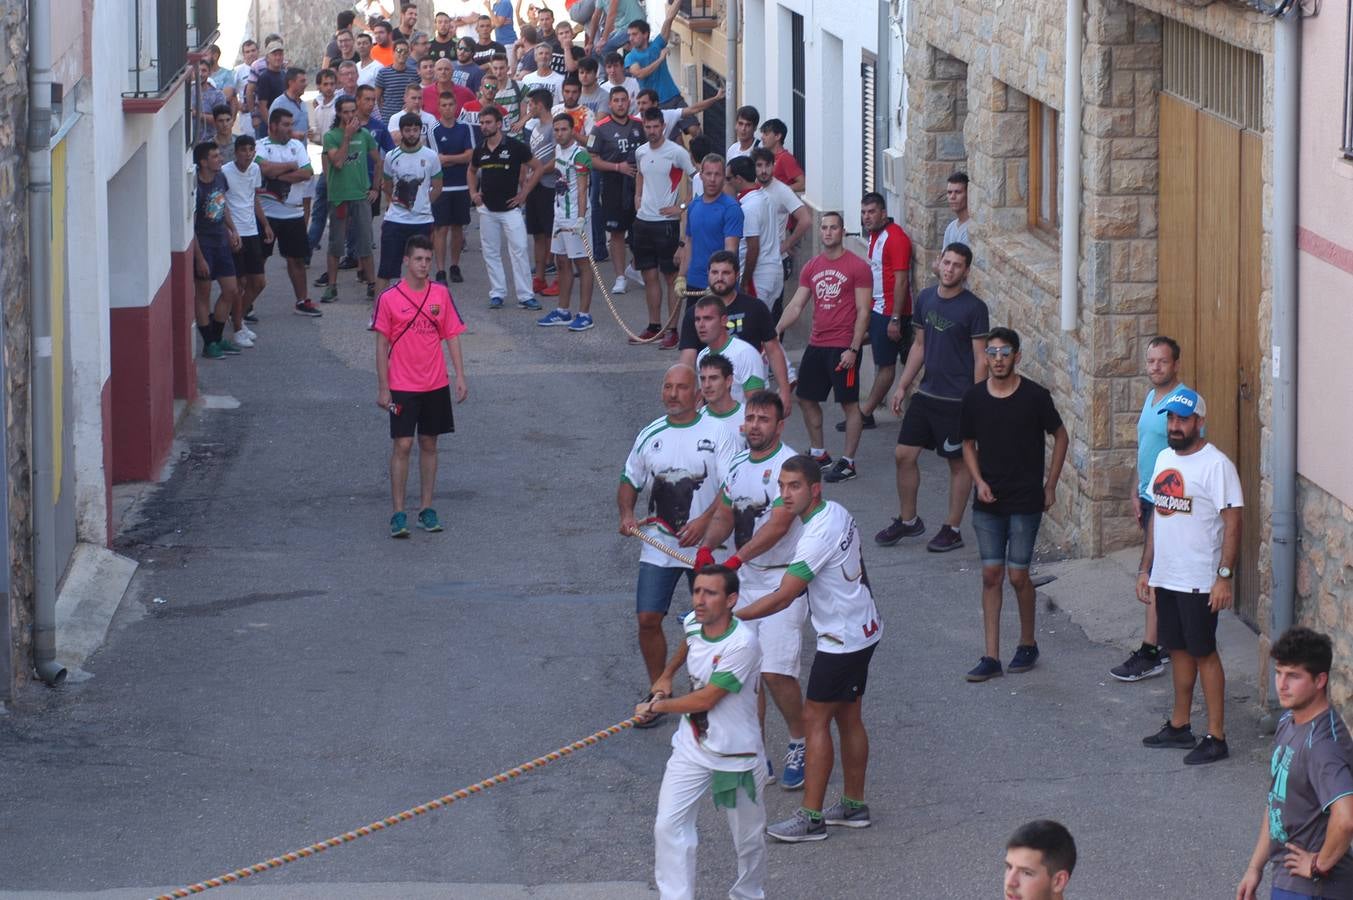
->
<box><xmin>790</xmin><ymin>12</ymin><xmax>805</xmax><ymax>168</ymax></box>
<box><xmin>1027</xmin><ymin>98</ymin><xmax>1058</xmax><ymax>237</ymax></box>
<box><xmin>862</xmin><ymin>54</ymin><xmax>878</xmax><ymax>196</ymax></box>
<box><xmin>702</xmin><ymin>66</ymin><xmax>726</xmax><ymax>146</ymax></box>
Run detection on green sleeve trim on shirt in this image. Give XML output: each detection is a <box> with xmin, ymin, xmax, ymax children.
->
<box><xmin>720</xmin><ymin>488</ymin><xmax>732</xmax><ymax>507</ymax></box>
<box><xmin>771</xmin><ymin>497</ymin><xmax>783</xmax><ymax>508</ymax></box>
<box><xmin>744</xmin><ymin>375</ymin><xmax>766</xmax><ymax>392</ymax></box>
<box><xmin>709</xmin><ymin>671</ymin><xmax>742</xmax><ymax>693</ymax></box>
<box><xmin>620</xmin><ymin>473</ymin><xmax>639</xmax><ymax>489</ymax></box>
<box><xmin>787</xmin><ymin>561</ymin><xmax>815</xmax><ymax>582</ymax></box>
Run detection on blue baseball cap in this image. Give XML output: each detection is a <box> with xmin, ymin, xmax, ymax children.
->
<box><xmin>1157</xmin><ymin>387</ymin><xmax>1207</xmax><ymax>418</ymax></box>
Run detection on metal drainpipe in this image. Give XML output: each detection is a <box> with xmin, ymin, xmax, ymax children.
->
<box><xmin>1262</xmin><ymin>3</ymin><xmax>1299</xmax><ymax>728</ymax></box>
<box><xmin>725</xmin><ymin>0</ymin><xmax>738</xmax><ymax>148</ymax></box>
<box><xmin>27</xmin><ymin>0</ymin><xmax>66</xmax><ymax>687</ymax></box>
<box><xmin>1059</xmin><ymin>0</ymin><xmax>1083</xmax><ymax>332</ymax></box>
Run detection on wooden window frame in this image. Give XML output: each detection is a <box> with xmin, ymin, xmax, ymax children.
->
<box><xmin>1027</xmin><ymin>98</ymin><xmax>1059</xmax><ymax>240</ymax></box>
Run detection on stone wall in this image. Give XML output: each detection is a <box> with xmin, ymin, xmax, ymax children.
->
<box><xmin>1296</xmin><ymin>476</ymin><xmax>1353</xmax><ymax>709</ymax></box>
<box><xmin>0</xmin><ymin>1</ymin><xmax>29</xmax><ymax>702</ymax></box>
<box><xmin>245</xmin><ymin>0</ymin><xmax>440</xmax><ymax>71</ymax></box>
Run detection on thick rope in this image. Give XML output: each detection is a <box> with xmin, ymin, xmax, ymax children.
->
<box><xmin>570</xmin><ymin>221</ymin><xmax>686</xmax><ymax>344</ymax></box>
<box><xmin>151</xmin><ymin>716</ymin><xmax>642</xmax><ymax>899</ymax></box>
<box><xmin>629</xmin><ymin>525</ymin><xmax>698</xmax><ymax>567</ymax></box>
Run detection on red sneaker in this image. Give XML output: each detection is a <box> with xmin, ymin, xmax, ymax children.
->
<box><xmin>629</xmin><ymin>326</ymin><xmax>661</xmax><ymax>344</ymax></box>
<box><xmin>540</xmin><ymin>281</ymin><xmax>560</xmax><ymax>297</ymax></box>
<box><xmin>659</xmin><ymin>328</ymin><xmax>679</xmax><ymax>349</ymax></box>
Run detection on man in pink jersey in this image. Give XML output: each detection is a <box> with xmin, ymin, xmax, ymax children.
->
<box><xmin>773</xmin><ymin>212</ymin><xmax>872</xmax><ymax>482</ymax></box>
<box><xmin>374</xmin><ymin>233</ymin><xmax>470</xmax><ymax>538</ymax></box>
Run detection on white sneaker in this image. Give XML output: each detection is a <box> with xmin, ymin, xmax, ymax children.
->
<box><xmin>625</xmin><ymin>265</ymin><xmax>643</xmax><ymax>286</ymax></box>
<box><xmin>240</xmin><ymin>326</ymin><xmax>258</xmax><ymax>341</ymax></box>
<box><xmin>611</xmin><ymin>276</ymin><xmax>627</xmax><ymax>295</ymax></box>
<box><xmin>233</xmin><ymin>330</ymin><xmax>255</xmax><ymax>348</ymax></box>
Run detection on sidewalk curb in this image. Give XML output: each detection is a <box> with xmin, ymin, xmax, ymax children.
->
<box><xmin>54</xmin><ymin>543</ymin><xmax>138</xmax><ymax>678</ymax></box>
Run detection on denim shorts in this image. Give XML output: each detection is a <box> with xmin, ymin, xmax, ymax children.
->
<box><xmin>1270</xmin><ymin>888</ymin><xmax>1315</xmax><ymax>900</ymax></box>
<box><xmin>971</xmin><ymin>508</ymin><xmax>1043</xmax><ymax>570</ymax></box>
<box><xmin>635</xmin><ymin>561</ymin><xmax>693</xmax><ymax>615</ymax></box>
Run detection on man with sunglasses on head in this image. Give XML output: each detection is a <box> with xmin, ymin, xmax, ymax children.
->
<box><xmin>957</xmin><ymin>327</ymin><xmax>1067</xmax><ymax>683</ymax></box>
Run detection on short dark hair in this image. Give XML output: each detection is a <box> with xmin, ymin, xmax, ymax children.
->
<box><xmin>336</xmin><ymin>10</ymin><xmax>356</xmax><ymax>29</ymax></box>
<box><xmin>285</xmin><ymin>66</ymin><xmax>306</xmax><ymax>84</ymax></box>
<box><xmin>821</xmin><ymin>211</ymin><xmax>845</xmax><ymax>227</ymax></box>
<box><xmin>603</xmin><ymin>51</ymin><xmax>624</xmax><ymax>67</ymax></box>
<box><xmin>1148</xmin><ymin>335</ymin><xmax>1181</xmax><ymax>362</ymax></box>
<box><xmin>628</xmin><ymin>18</ymin><xmax>651</xmax><ymax>34</ymax></box>
<box><xmin>708</xmin><ymin>249</ymin><xmax>739</xmax><ymax>273</ymax></box>
<box><xmin>749</xmin><ymin>146</ymin><xmax>774</xmax><ymax>167</ymax></box>
<box><xmin>393</xmin><ymin>36</ymin><xmax>410</xmax><ymax>48</ymax></box>
<box><xmin>373</xmin><ymin>20</ymin><xmax>392</xmax><ymax>34</ymax></box>
<box><xmin>760</xmin><ymin>118</ymin><xmax>787</xmax><ymax>140</ymax></box>
<box><xmin>861</xmin><ymin>191</ymin><xmax>886</xmax><ymax>209</ymax></box>
<box><xmin>240</xmin><ymin>39</ymin><xmax>257</xmax><ymax>50</ymax></box>
<box><xmin>727</xmin><ymin>156</ymin><xmax>755</xmax><ymax>183</ymax></box>
<box><xmin>268</xmin><ymin>107</ymin><xmax>293</xmax><ymax>126</ymax></box>
<box><xmin>335</xmin><ymin>96</ymin><xmax>357</xmax><ymax>116</ymax></box>
<box><xmin>698</xmin><ymin>353</ymin><xmax>734</xmax><ymax>379</ymax></box>
<box><xmin>316</xmin><ymin>67</ymin><xmax>336</xmax><ymax>83</ymax></box>
<box><xmin>562</xmin><ymin>74</ymin><xmax>582</xmax><ymax>88</ymax></box>
<box><xmin>233</xmin><ymin>134</ymin><xmax>256</xmax><ymax>151</ymax></box>
<box><xmin>520</xmin><ymin>24</ymin><xmax>540</xmax><ymax>43</ymax></box>
<box><xmin>735</xmin><ymin>105</ymin><xmax>760</xmax><ymax>127</ymax></box>
<box><xmin>987</xmin><ymin>327</ymin><xmax>1020</xmax><ymax>352</ymax></box>
<box><xmin>943</xmin><ymin>242</ymin><xmax>973</xmax><ymax>266</ymax></box>
<box><xmin>578</xmin><ymin>56</ymin><xmax>599</xmax><ymax>74</ymax></box>
<box><xmin>744</xmin><ymin>389</ymin><xmax>784</xmax><ymax>420</ymax></box>
<box><xmin>694</xmin><ymin>294</ymin><xmax>728</xmax><ymax>317</ymax></box>
<box><xmin>192</xmin><ymin>141</ymin><xmax>218</xmax><ymax>165</ymax></box>
<box><xmin>527</xmin><ymin>87</ymin><xmax>554</xmax><ymax>108</ymax></box>
<box><xmin>609</xmin><ymin>85</ymin><xmax>631</xmax><ymax>98</ymax></box>
<box><xmin>399</xmin><ymin>112</ymin><xmax>424</xmax><ymax>129</ymax></box>
<box><xmin>1007</xmin><ymin>820</ymin><xmax>1077</xmax><ymax>878</ymax></box>
<box><xmin>479</xmin><ymin>104</ymin><xmax>503</xmax><ymax>122</ymax></box>
<box><xmin>552</xmin><ymin>112</ymin><xmax>575</xmax><ymax>128</ymax></box>
<box><xmin>947</xmin><ymin>170</ymin><xmax>970</xmax><ymax>186</ymax></box>
<box><xmin>781</xmin><ymin>454</ymin><xmax>822</xmax><ymax>485</ymax></box>
<box><xmin>405</xmin><ymin>233</ymin><xmax>434</xmax><ymax>255</ymax></box>
<box><xmin>491</xmin><ymin>51</ymin><xmax>509</xmax><ymax>63</ymax></box>
<box><xmin>211</xmin><ymin>103</ymin><xmax>233</xmax><ymax>118</ymax></box>
<box><xmin>641</xmin><ymin>107</ymin><xmax>665</xmax><ymax>124</ymax></box>
<box><xmin>335</xmin><ymin>29</ymin><xmax>353</xmax><ymax>39</ymax></box>
<box><xmin>636</xmin><ymin>88</ymin><xmax>660</xmax><ymax>105</ymax></box>
<box><xmin>356</xmin><ymin>84</ymin><xmax>377</xmax><ymax>99</ymax></box>
<box><xmin>405</xmin><ymin>81</ymin><xmax>423</xmax><ymax>94</ymax></box>
<box><xmin>694</xmin><ymin>564</ymin><xmax>739</xmax><ymax>596</ymax></box>
<box><xmin>1272</xmin><ymin>627</ymin><xmax>1334</xmax><ymax>679</ymax></box>
<box><xmin>688</xmin><ymin>135</ymin><xmax>713</xmax><ymax>164</ymax></box>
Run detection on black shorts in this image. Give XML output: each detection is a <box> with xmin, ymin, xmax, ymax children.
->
<box><xmin>806</xmin><ymin>644</ymin><xmax>877</xmax><ymax>703</ymax></box>
<box><xmin>233</xmin><ymin>234</ymin><xmax>266</xmax><ymax>276</ymax></box>
<box><xmin>897</xmin><ymin>392</ymin><xmax>963</xmax><ymax>458</ymax></box>
<box><xmin>600</xmin><ymin>174</ymin><xmax>636</xmax><ymax>233</ymax></box>
<box><xmin>433</xmin><ymin>190</ymin><xmax>472</xmax><ymax>227</ymax></box>
<box><xmin>795</xmin><ymin>345</ymin><xmax>859</xmax><ymax>404</ymax></box>
<box><xmin>869</xmin><ymin>312</ymin><xmax>911</xmax><ymax>368</ymax></box>
<box><xmin>388</xmin><ymin>386</ymin><xmax>455</xmax><ymax>439</ymax></box>
<box><xmin>629</xmin><ymin>219</ymin><xmax>681</xmax><ymax>273</ymax></box>
<box><xmin>524</xmin><ymin>184</ymin><xmax>555</xmax><ymax>235</ymax></box>
<box><xmin>195</xmin><ymin>237</ymin><xmax>236</xmax><ymax>281</ymax></box>
<box><xmin>1154</xmin><ymin>587</ymin><xmax>1219</xmax><ymax>658</ymax></box>
<box><xmin>379</xmin><ymin>221</ymin><xmax>432</xmax><ymax>280</ymax></box>
<box><xmin>263</xmin><ymin>216</ymin><xmax>308</xmax><ymax>260</ymax></box>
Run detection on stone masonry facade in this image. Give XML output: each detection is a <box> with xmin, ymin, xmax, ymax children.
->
<box><xmin>903</xmin><ymin>0</ymin><xmax>1276</xmax><ymax>576</ymax></box>
<box><xmin>0</xmin><ymin>0</ymin><xmax>30</xmax><ymax>703</ymax></box>
<box><xmin>1296</xmin><ymin>477</ymin><xmax>1353</xmax><ymax>708</ymax></box>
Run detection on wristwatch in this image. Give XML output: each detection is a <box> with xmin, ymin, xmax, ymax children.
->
<box><xmin>678</xmin><ymin>202</ymin><xmax>687</xmax><ymax>211</ymax></box>
<box><xmin>1311</xmin><ymin>857</ymin><xmax>1326</xmax><ymax>882</ymax></box>
<box><xmin>847</xmin><ymin>346</ymin><xmax>860</xmax><ymax>354</ymax></box>
<box><xmin>1217</xmin><ymin>566</ymin><xmax>1233</xmax><ymax>579</ymax></box>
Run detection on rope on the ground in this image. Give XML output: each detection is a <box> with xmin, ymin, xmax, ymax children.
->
<box><xmin>150</xmin><ymin>716</ymin><xmax>643</xmax><ymax>899</ymax></box>
<box><xmin>571</xmin><ymin>223</ymin><xmax>685</xmax><ymax>344</ymax></box>
<box><xmin>629</xmin><ymin>525</ymin><xmax>698</xmax><ymax>567</ymax></box>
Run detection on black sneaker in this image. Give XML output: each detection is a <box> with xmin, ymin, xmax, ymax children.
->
<box><xmin>1110</xmin><ymin>646</ymin><xmax>1166</xmax><ymax>682</ymax></box>
<box><xmin>313</xmin><ymin>272</ymin><xmax>330</xmax><ymax>287</ymax></box>
<box><xmin>435</xmin><ymin>270</ymin><xmax>447</xmax><ymax>284</ymax></box>
<box><xmin>1184</xmin><ymin>734</ymin><xmax>1229</xmax><ymax>765</ymax></box>
<box><xmin>448</xmin><ymin>265</ymin><xmax>464</xmax><ymax>283</ymax></box>
<box><xmin>338</xmin><ymin>256</ymin><xmax>358</xmax><ymax>269</ymax></box>
<box><xmin>1142</xmin><ymin>720</ymin><xmax>1196</xmax><ymax>749</ymax></box>
<box><xmin>244</xmin><ymin>307</ymin><xmax>259</xmax><ymax>323</ymax></box>
<box><xmin>835</xmin><ymin>413</ymin><xmax>876</xmax><ymax>432</ymax></box>
<box><xmin>965</xmin><ymin>657</ymin><xmax>1003</xmax><ymax>682</ymax></box>
<box><xmin>875</xmin><ymin>516</ymin><xmax>924</xmax><ymax>546</ymax></box>
<box><xmin>823</xmin><ymin>459</ymin><xmax>857</xmax><ymax>483</ymax></box>
<box><xmin>926</xmin><ymin>525</ymin><xmax>964</xmax><ymax>552</ymax></box>
<box><xmin>1008</xmin><ymin>644</ymin><xmax>1039</xmax><ymax>673</ymax></box>
<box><xmin>811</xmin><ymin>451</ymin><xmax>833</xmax><ymax>469</ymax></box>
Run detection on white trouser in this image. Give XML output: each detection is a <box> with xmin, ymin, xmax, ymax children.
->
<box><xmin>478</xmin><ymin>206</ymin><xmax>533</xmax><ymax>303</ymax></box>
<box><xmin>751</xmin><ymin>268</ymin><xmax>784</xmax><ymax>311</ymax></box>
<box><xmin>737</xmin><ymin>567</ymin><xmax>808</xmax><ymax>678</ymax></box>
<box><xmin>654</xmin><ymin>752</ymin><xmax>767</xmax><ymax>900</ymax></box>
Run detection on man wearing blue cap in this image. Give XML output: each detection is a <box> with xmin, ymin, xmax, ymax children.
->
<box><xmin>1137</xmin><ymin>387</ymin><xmax>1243</xmax><ymax>765</ymax></box>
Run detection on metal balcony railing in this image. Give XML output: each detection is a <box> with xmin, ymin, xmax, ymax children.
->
<box><xmin>125</xmin><ymin>0</ymin><xmax>219</xmax><ymax>99</ymax></box>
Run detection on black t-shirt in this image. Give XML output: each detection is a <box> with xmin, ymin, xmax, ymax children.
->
<box><xmin>471</xmin><ymin>136</ymin><xmax>533</xmax><ymax>211</ymax></box>
<box><xmin>428</xmin><ymin>38</ymin><xmax>458</xmax><ymax>61</ymax></box>
<box><xmin>324</xmin><ymin>40</ymin><xmax>360</xmax><ymax>65</ymax></box>
<box><xmin>473</xmin><ymin>41</ymin><xmax>507</xmax><ymax>65</ymax></box>
<box><xmin>958</xmin><ymin>376</ymin><xmax>1063</xmax><ymax>515</ymax></box>
<box><xmin>551</xmin><ymin>44</ymin><xmax>584</xmax><ymax>74</ymax></box>
<box><xmin>194</xmin><ymin>172</ymin><xmax>229</xmax><ymax>242</ymax></box>
<box><xmin>255</xmin><ymin>67</ymin><xmax>288</xmax><ymax>109</ymax></box>
<box><xmin>678</xmin><ymin>292</ymin><xmax>776</xmax><ymax>352</ymax></box>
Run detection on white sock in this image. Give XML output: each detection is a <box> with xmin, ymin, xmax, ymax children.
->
<box><xmin>810</xmin><ymin>447</ymin><xmax>824</xmax><ymax>456</ymax></box>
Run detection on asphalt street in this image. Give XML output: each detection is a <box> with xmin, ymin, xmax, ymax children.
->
<box><xmin>0</xmin><ymin>228</ymin><xmax>1269</xmax><ymax>899</ymax></box>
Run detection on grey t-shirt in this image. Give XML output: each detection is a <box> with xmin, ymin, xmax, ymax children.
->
<box><xmin>526</xmin><ymin>119</ymin><xmax>557</xmax><ymax>189</ymax></box>
<box><xmin>912</xmin><ymin>286</ymin><xmax>990</xmax><ymax>401</ymax></box>
<box><xmin>943</xmin><ymin>216</ymin><xmax>970</xmax><ymax>250</ymax></box>
<box><xmin>1268</xmin><ymin>709</ymin><xmax>1353</xmax><ymax>896</ymax></box>
<box><xmin>269</xmin><ymin>94</ymin><xmax>308</xmax><ymax>139</ymax></box>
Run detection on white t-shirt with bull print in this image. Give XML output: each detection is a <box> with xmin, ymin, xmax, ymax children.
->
<box><xmin>622</xmin><ymin>413</ymin><xmax>739</xmax><ymax>568</ymax></box>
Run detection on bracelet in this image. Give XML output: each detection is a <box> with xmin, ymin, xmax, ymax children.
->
<box><xmin>1137</xmin><ymin>570</ymin><xmax>1149</xmax><ymax>575</ymax></box>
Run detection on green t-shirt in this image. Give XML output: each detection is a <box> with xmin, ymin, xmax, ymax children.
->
<box><xmin>322</xmin><ymin>127</ymin><xmax>378</xmax><ymax>203</ymax></box>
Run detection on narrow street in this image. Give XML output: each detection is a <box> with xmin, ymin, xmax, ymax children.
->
<box><xmin>0</xmin><ymin>234</ymin><xmax>1266</xmax><ymax>898</ymax></box>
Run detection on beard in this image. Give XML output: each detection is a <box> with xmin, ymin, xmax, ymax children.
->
<box><xmin>1167</xmin><ymin>432</ymin><xmax>1195</xmax><ymax>451</ymax></box>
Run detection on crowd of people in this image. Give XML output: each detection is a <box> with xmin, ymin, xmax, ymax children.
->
<box><xmin>188</xmin><ymin>4</ymin><xmax>1353</xmax><ymax>896</ymax></box>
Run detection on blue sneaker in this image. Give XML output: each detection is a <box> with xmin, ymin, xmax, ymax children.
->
<box><xmin>567</xmin><ymin>312</ymin><xmax>594</xmax><ymax>332</ymax></box>
<box><xmin>417</xmin><ymin>508</ymin><xmax>443</xmax><ymax>533</ymax></box>
<box><xmin>781</xmin><ymin>741</ymin><xmax>806</xmax><ymax>791</ymax></box>
<box><xmin>965</xmin><ymin>656</ymin><xmax>1003</xmax><ymax>682</ymax></box>
<box><xmin>537</xmin><ymin>308</ymin><xmax>573</xmax><ymax>326</ymax></box>
<box><xmin>390</xmin><ymin>512</ymin><xmax>410</xmax><ymax>539</ymax></box>
<box><xmin>489</xmin><ymin>296</ymin><xmax>504</xmax><ymax>309</ymax></box>
<box><xmin>518</xmin><ymin>297</ymin><xmax>542</xmax><ymax>311</ymax></box>
<box><xmin>1008</xmin><ymin>644</ymin><xmax>1040</xmax><ymax>673</ymax></box>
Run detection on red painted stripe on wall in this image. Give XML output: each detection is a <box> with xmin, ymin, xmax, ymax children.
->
<box><xmin>1298</xmin><ymin>227</ymin><xmax>1353</xmax><ymax>277</ymax></box>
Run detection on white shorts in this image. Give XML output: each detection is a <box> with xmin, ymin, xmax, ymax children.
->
<box><xmin>751</xmin><ymin>268</ymin><xmax>784</xmax><ymax>309</ymax></box>
<box><xmin>550</xmin><ymin>220</ymin><xmax>589</xmax><ymax>259</ymax></box>
<box><xmin>736</xmin><ymin>566</ymin><xmax>808</xmax><ymax>679</ymax></box>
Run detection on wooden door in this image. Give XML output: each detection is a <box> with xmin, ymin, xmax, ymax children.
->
<box><xmin>1156</xmin><ymin>93</ymin><xmax>1264</xmax><ymax>625</ymax></box>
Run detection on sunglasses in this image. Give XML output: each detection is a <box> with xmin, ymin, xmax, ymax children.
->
<box><xmin>984</xmin><ymin>346</ymin><xmax>1015</xmax><ymax>358</ymax></box>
